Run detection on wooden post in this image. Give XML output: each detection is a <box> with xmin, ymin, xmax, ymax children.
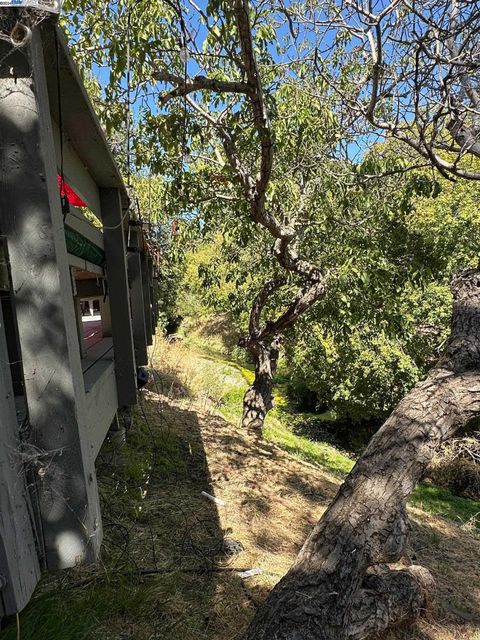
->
<box><xmin>0</xmin><ymin>29</ymin><xmax>102</xmax><ymax>570</ymax></box>
<box><xmin>73</xmin><ymin>297</ymin><xmax>87</xmax><ymax>359</ymax></box>
<box><xmin>141</xmin><ymin>253</ymin><xmax>153</xmax><ymax>346</ymax></box>
<box><xmin>0</xmin><ymin>305</ymin><xmax>41</xmax><ymax>615</ymax></box>
<box><xmin>99</xmin><ymin>298</ymin><xmax>112</xmax><ymax>338</ymax></box>
<box><xmin>128</xmin><ymin>253</ymin><xmax>148</xmax><ymax>366</ymax></box>
<box><xmin>148</xmin><ymin>257</ymin><xmax>157</xmax><ymax>335</ymax></box>
<box><xmin>100</xmin><ymin>189</ymin><xmax>137</xmax><ymax>405</ymax></box>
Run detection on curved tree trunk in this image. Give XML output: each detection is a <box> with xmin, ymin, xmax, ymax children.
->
<box><xmin>246</xmin><ymin>269</ymin><xmax>480</xmax><ymax>640</ymax></box>
<box><xmin>242</xmin><ymin>336</ymin><xmax>281</xmax><ymax>435</ymax></box>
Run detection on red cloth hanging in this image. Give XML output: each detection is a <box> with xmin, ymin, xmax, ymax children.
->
<box><xmin>57</xmin><ymin>176</ymin><xmax>87</xmax><ymax>207</ymax></box>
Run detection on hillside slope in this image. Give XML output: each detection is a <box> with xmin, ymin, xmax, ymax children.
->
<box><xmin>2</xmin><ymin>338</ymin><xmax>479</xmax><ymax>640</ymax></box>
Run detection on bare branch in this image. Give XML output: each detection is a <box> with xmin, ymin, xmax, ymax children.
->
<box><xmin>153</xmin><ymin>67</ymin><xmax>254</xmax><ymax>104</ymax></box>
<box><xmin>258</xmin><ymin>280</ymin><xmax>328</xmax><ymax>339</ymax></box>
<box><xmin>248</xmin><ymin>278</ymin><xmax>286</xmax><ymax>336</ymax></box>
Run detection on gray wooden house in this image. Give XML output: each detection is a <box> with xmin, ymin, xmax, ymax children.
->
<box><xmin>0</xmin><ymin>17</ymin><xmax>159</xmax><ymax>616</ymax></box>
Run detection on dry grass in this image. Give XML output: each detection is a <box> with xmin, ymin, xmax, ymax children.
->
<box><xmin>149</xmin><ymin>338</ymin><xmax>480</xmax><ymax>640</ymax></box>
<box><xmin>3</xmin><ymin>337</ymin><xmax>478</xmax><ymax>640</ymax></box>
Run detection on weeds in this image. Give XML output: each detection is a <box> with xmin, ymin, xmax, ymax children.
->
<box><xmin>4</xmin><ymin>336</ymin><xmax>479</xmax><ymax>640</ymax></box>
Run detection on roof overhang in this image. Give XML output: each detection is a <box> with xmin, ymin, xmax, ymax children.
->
<box><xmin>41</xmin><ymin>24</ymin><xmax>130</xmax><ymax>211</ymax></box>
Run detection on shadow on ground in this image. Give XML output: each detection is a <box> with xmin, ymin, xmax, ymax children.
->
<box><xmin>3</xmin><ymin>350</ymin><xmax>480</xmax><ymax>640</ymax></box>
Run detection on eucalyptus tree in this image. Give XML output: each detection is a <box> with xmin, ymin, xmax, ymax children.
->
<box><xmin>62</xmin><ymin>1</ymin><xmax>480</xmax><ymax>639</ymax></box>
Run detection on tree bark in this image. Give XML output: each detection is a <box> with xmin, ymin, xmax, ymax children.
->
<box><xmin>246</xmin><ymin>268</ymin><xmax>480</xmax><ymax>640</ymax></box>
<box><xmin>242</xmin><ymin>337</ymin><xmax>281</xmax><ymax>436</ymax></box>
<box><xmin>158</xmin><ymin>1</ymin><xmax>329</xmax><ymax>439</ymax></box>
<box><xmin>239</xmin><ymin>277</ymin><xmax>328</xmax><ymax>437</ymax></box>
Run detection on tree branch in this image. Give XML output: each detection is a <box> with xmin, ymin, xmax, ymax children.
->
<box><xmin>233</xmin><ymin>0</ymin><xmax>274</xmax><ymax>211</ymax></box>
<box><xmin>258</xmin><ymin>279</ymin><xmax>327</xmax><ymax>339</ymax></box>
<box><xmin>247</xmin><ymin>278</ymin><xmax>286</xmax><ymax>337</ymax></box>
<box><xmin>153</xmin><ymin>68</ymin><xmax>254</xmax><ymax>104</ymax></box>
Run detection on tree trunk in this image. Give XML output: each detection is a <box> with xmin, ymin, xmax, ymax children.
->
<box><xmin>242</xmin><ymin>336</ymin><xmax>281</xmax><ymax>435</ymax></box>
<box><xmin>246</xmin><ymin>268</ymin><xmax>480</xmax><ymax>640</ymax></box>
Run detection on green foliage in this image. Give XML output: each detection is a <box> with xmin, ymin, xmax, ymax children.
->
<box><xmin>125</xmin><ymin>176</ymin><xmax>188</xmax><ymax>332</ymax></box>
<box><xmin>178</xmin><ymin>236</ymin><xmax>273</xmax><ymax>335</ymax></box>
<box><xmin>287</xmin><ymin>327</ymin><xmax>420</xmax><ymax>421</ymax></box>
<box><xmin>131</xmin><ymin>175</ymin><xmax>170</xmax><ymax>224</ymax></box>
<box><xmin>178</xmin><ymin>332</ymin><xmax>480</xmax><ymax>528</ymax></box>
<box><xmin>278</xmin><ymin>150</ymin><xmax>480</xmax><ymax>420</ymax></box>
<box><xmin>154</xmin><ymin>250</ymin><xmax>184</xmax><ymax>334</ymax></box>
<box><xmin>182</xmin><ymin>149</ymin><xmax>480</xmax><ymax>422</ymax></box>
<box><xmin>64</xmin><ymin>1</ymin><xmax>480</xmax><ymax>424</ymax></box>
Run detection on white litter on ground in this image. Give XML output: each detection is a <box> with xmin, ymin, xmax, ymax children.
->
<box><xmin>201</xmin><ymin>491</ymin><xmax>226</xmax><ymax>506</ymax></box>
<box><xmin>237</xmin><ymin>568</ymin><xmax>263</xmax><ymax>579</ymax></box>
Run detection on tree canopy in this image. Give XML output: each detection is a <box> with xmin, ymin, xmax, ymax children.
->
<box><xmin>59</xmin><ymin>3</ymin><xmax>480</xmax><ymax>638</ymax></box>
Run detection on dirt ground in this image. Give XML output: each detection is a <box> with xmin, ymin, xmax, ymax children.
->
<box><xmin>2</xmin><ymin>349</ymin><xmax>478</xmax><ymax>640</ymax></box>
<box><xmin>107</xmin><ymin>340</ymin><xmax>480</xmax><ymax>640</ymax></box>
